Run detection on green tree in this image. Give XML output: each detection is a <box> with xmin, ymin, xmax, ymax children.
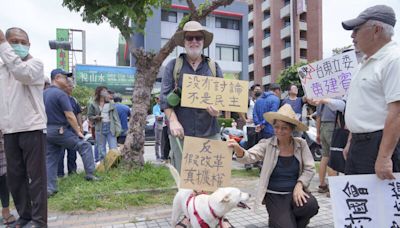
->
<box><xmin>71</xmin><ymin>85</ymin><xmax>94</xmax><ymax>114</ymax></box>
<box><xmin>63</xmin><ymin>0</ymin><xmax>235</xmax><ymax>168</ymax></box>
<box><xmin>277</xmin><ymin>62</ymin><xmax>308</xmax><ymax>97</ymax></box>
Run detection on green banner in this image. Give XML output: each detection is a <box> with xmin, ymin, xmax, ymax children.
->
<box><xmin>75</xmin><ymin>64</ymin><xmax>136</xmax><ymax>95</ymax></box>
<box><xmin>56</xmin><ymin>28</ymin><xmax>69</xmax><ymax>71</ymax></box>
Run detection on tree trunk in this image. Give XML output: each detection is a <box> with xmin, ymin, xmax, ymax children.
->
<box><xmin>121</xmin><ymin>49</ymin><xmax>161</xmax><ymax>168</ymax></box>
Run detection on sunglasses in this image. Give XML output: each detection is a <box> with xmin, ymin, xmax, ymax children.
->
<box><xmin>184</xmin><ymin>35</ymin><xmax>204</xmax><ymax>42</ymax></box>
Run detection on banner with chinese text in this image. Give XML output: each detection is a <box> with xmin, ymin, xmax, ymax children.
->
<box><xmin>180</xmin><ymin>137</ymin><xmax>232</xmax><ymax>192</ymax></box>
<box><xmin>329</xmin><ymin>174</ymin><xmax>400</xmax><ymax>227</ymax></box>
<box><xmin>181</xmin><ymin>74</ymin><xmax>249</xmax><ymax>113</ymax></box>
<box><xmin>75</xmin><ymin>64</ymin><xmax>136</xmax><ymax>95</ymax></box>
<box><xmin>297</xmin><ymin>51</ymin><xmax>358</xmax><ymax>99</ymax></box>
<box><xmin>56</xmin><ymin>28</ymin><xmax>69</xmax><ymax>71</ymax></box>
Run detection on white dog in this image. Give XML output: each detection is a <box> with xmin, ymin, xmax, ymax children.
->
<box><xmin>167</xmin><ymin>164</ymin><xmax>250</xmax><ymax>228</ymax></box>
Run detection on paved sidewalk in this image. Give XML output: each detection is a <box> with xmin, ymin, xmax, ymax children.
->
<box><xmin>44</xmin><ymin>145</ymin><xmax>334</xmax><ymax>228</ymax></box>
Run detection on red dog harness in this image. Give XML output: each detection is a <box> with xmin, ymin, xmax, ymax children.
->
<box><xmin>186</xmin><ymin>193</ymin><xmax>224</xmax><ymax>228</ymax></box>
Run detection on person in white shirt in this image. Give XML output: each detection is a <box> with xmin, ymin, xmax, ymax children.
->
<box><xmin>342</xmin><ymin>5</ymin><xmax>400</xmax><ymax>180</ymax></box>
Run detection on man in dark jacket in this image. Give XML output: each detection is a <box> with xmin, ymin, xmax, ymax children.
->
<box><xmin>253</xmin><ymin>83</ymin><xmax>281</xmax><ymax>139</ymax></box>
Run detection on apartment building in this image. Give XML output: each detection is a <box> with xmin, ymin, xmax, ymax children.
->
<box><xmin>248</xmin><ymin>0</ymin><xmax>322</xmax><ymax>87</ymax></box>
<box><xmin>131</xmin><ymin>0</ymin><xmax>249</xmax><ymax>87</ymax></box>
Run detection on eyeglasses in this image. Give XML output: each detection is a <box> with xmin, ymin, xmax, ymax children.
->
<box><xmin>184</xmin><ymin>36</ymin><xmax>204</xmax><ymax>42</ymax></box>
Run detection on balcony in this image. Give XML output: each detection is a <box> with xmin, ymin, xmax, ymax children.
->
<box><xmin>248</xmin><ymin>63</ymin><xmax>254</xmax><ymax>72</ymax></box>
<box><xmin>262</xmin><ymin>56</ymin><xmax>271</xmax><ymax>66</ymax></box>
<box><xmin>262</xmin><ymin>75</ymin><xmax>271</xmax><ymax>85</ymax></box>
<box><xmin>262</xmin><ymin>37</ymin><xmax>271</xmax><ymax>48</ymax></box>
<box><xmin>281</xmin><ymin>47</ymin><xmax>291</xmax><ymax>59</ymax></box>
<box><xmin>300</xmin><ymin>21</ymin><xmax>307</xmax><ymax>30</ymax></box>
<box><xmin>300</xmin><ymin>39</ymin><xmax>307</xmax><ymax>49</ymax></box>
<box><xmin>300</xmin><ymin>57</ymin><xmax>308</xmax><ymax>63</ymax></box>
<box><xmin>262</xmin><ymin>0</ymin><xmax>270</xmax><ymax>11</ymax></box>
<box><xmin>248</xmin><ymin>28</ymin><xmax>254</xmax><ymax>38</ymax></box>
<box><xmin>280</xmin><ymin>25</ymin><xmax>291</xmax><ymax>39</ymax></box>
<box><xmin>262</xmin><ymin>17</ymin><xmax>271</xmax><ymax>30</ymax></box>
<box><xmin>248</xmin><ymin>11</ymin><xmax>253</xmax><ymax>22</ymax></box>
<box><xmin>280</xmin><ymin>4</ymin><xmax>290</xmax><ymax>18</ymax></box>
<box><xmin>248</xmin><ymin>46</ymin><xmax>254</xmax><ymax>55</ymax></box>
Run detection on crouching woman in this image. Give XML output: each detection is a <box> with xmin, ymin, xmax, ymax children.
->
<box><xmin>228</xmin><ymin>104</ymin><xmax>319</xmax><ymax>228</ymax></box>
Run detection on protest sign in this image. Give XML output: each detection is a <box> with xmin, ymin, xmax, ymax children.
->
<box><xmin>297</xmin><ymin>51</ymin><xmax>358</xmax><ymax>99</ymax></box>
<box><xmin>180</xmin><ymin>136</ymin><xmax>232</xmax><ymax>192</ymax></box>
<box><xmin>329</xmin><ymin>174</ymin><xmax>400</xmax><ymax>227</ymax></box>
<box><xmin>181</xmin><ymin>74</ymin><xmax>249</xmax><ymax>113</ymax></box>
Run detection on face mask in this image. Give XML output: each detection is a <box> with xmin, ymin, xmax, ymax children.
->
<box><xmin>254</xmin><ymin>91</ymin><xmax>262</xmax><ymax>97</ymax></box>
<box><xmin>11</xmin><ymin>44</ymin><xmax>30</xmax><ymax>59</ymax></box>
<box><xmin>100</xmin><ymin>91</ymin><xmax>109</xmax><ymax>97</ymax></box>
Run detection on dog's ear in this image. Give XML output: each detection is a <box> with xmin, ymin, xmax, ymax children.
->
<box><xmin>220</xmin><ymin>193</ymin><xmax>231</xmax><ymax>203</ymax></box>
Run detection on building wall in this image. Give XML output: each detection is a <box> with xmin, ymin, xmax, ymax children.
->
<box><xmin>131</xmin><ymin>0</ymin><xmax>249</xmax><ymax>82</ymax></box>
<box><xmin>248</xmin><ymin>0</ymin><xmax>322</xmax><ymax>87</ymax></box>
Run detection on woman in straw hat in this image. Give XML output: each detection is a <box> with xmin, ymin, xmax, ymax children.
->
<box><xmin>228</xmin><ymin>104</ymin><xmax>319</xmax><ymax>228</ymax></box>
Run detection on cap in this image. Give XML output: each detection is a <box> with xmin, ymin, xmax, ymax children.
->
<box><xmin>269</xmin><ymin>83</ymin><xmax>281</xmax><ymax>90</ymax></box>
<box><xmin>342</xmin><ymin>5</ymin><xmax>396</xmax><ymax>30</ymax></box>
<box><xmin>51</xmin><ymin>68</ymin><xmax>73</xmax><ymax>79</ymax></box>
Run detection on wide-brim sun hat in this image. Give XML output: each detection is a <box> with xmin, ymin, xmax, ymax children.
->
<box><xmin>174</xmin><ymin>21</ymin><xmax>213</xmax><ymax>48</ymax></box>
<box><xmin>263</xmin><ymin>104</ymin><xmax>308</xmax><ymax>132</ymax></box>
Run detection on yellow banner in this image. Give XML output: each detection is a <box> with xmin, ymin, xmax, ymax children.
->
<box><xmin>180</xmin><ymin>136</ymin><xmax>232</xmax><ymax>192</ymax></box>
<box><xmin>181</xmin><ymin>74</ymin><xmax>249</xmax><ymax>113</ymax></box>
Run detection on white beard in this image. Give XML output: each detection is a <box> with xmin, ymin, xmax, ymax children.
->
<box><xmin>185</xmin><ymin>46</ymin><xmax>203</xmax><ymax>59</ymax></box>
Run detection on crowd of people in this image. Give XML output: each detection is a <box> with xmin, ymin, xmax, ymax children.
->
<box><xmin>0</xmin><ymin>3</ymin><xmax>398</xmax><ymax>228</ymax></box>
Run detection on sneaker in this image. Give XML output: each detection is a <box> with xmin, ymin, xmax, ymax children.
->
<box><xmin>318</xmin><ymin>185</ymin><xmax>329</xmax><ymax>193</ymax></box>
<box><xmin>85</xmin><ymin>175</ymin><xmax>101</xmax><ymax>181</ymax></box>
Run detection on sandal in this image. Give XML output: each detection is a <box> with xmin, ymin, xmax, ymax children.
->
<box><xmin>223</xmin><ymin>218</ymin><xmax>235</xmax><ymax>228</ymax></box>
<box><xmin>3</xmin><ymin>214</ymin><xmax>16</xmax><ymax>225</ymax></box>
<box><xmin>176</xmin><ymin>216</ymin><xmax>189</xmax><ymax>228</ymax></box>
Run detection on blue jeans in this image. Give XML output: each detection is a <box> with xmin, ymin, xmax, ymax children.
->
<box><xmin>57</xmin><ymin>148</ymin><xmax>77</xmax><ymax>177</ymax></box>
<box><xmin>46</xmin><ymin>125</ymin><xmax>95</xmax><ymax>193</ymax></box>
<box><xmin>95</xmin><ymin>122</ymin><xmax>118</xmax><ymax>161</ymax></box>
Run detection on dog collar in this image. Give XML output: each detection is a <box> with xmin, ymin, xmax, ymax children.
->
<box><xmin>186</xmin><ymin>192</ymin><xmax>224</xmax><ymax>228</ymax></box>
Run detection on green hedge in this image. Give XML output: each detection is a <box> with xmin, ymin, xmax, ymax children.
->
<box><xmin>217</xmin><ymin>118</ymin><xmax>234</xmax><ymax>128</ymax></box>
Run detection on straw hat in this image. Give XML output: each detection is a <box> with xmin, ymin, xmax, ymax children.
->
<box><xmin>174</xmin><ymin>21</ymin><xmax>214</xmax><ymax>48</ymax></box>
<box><xmin>263</xmin><ymin>104</ymin><xmax>308</xmax><ymax>132</ymax></box>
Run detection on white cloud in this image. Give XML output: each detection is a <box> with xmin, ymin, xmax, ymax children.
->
<box><xmin>323</xmin><ymin>0</ymin><xmax>400</xmax><ymax>57</ymax></box>
<box><xmin>0</xmin><ymin>0</ymin><xmax>120</xmax><ymax>76</ymax></box>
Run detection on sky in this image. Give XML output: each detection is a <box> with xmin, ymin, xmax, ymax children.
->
<box><xmin>1</xmin><ymin>0</ymin><xmax>399</xmax><ymax>77</ymax></box>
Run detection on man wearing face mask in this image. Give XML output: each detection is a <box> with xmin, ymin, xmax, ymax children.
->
<box><xmin>0</xmin><ymin>27</ymin><xmax>48</xmax><ymax>227</ymax></box>
<box><xmin>44</xmin><ymin>69</ymin><xmax>99</xmax><ymax>198</ymax></box>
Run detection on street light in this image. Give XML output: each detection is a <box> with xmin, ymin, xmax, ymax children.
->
<box><xmin>48</xmin><ymin>40</ymin><xmax>72</xmax><ymax>50</ymax></box>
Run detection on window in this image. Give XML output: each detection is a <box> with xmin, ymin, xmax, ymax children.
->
<box><xmin>215</xmin><ymin>17</ymin><xmax>240</xmax><ymax>30</ymax></box>
<box><xmin>216</xmin><ymin>45</ymin><xmax>240</xmax><ymax>62</ymax></box>
<box><xmin>264</xmin><ymin>29</ymin><xmax>270</xmax><ymax>38</ymax></box>
<box><xmin>263</xmin><ymin>11</ymin><xmax>270</xmax><ymax>20</ymax></box>
<box><xmin>249</xmin><ymin>55</ymin><xmax>254</xmax><ymax>64</ymax></box>
<box><xmin>249</xmin><ymin>22</ymin><xmax>254</xmax><ymax>30</ymax></box>
<box><xmin>249</xmin><ymin>71</ymin><xmax>254</xmax><ymax>81</ymax></box>
<box><xmin>284</xmin><ymin>0</ymin><xmax>290</xmax><ymax>6</ymax></box>
<box><xmin>161</xmin><ymin>10</ymin><xmax>177</xmax><ymax>23</ymax></box>
<box><xmin>284</xmin><ymin>39</ymin><xmax>291</xmax><ymax>48</ymax></box>
<box><xmin>300</xmin><ymin>31</ymin><xmax>307</xmax><ymax>40</ymax></box>
<box><xmin>183</xmin><ymin>13</ymin><xmax>206</xmax><ymax>26</ymax></box>
<box><xmin>249</xmin><ymin>38</ymin><xmax>254</xmax><ymax>47</ymax></box>
<box><xmin>283</xmin><ymin>18</ymin><xmax>290</xmax><ymax>27</ymax></box>
<box><xmin>264</xmin><ymin>47</ymin><xmax>270</xmax><ymax>57</ymax></box>
<box><xmin>300</xmin><ymin>49</ymin><xmax>307</xmax><ymax>59</ymax></box>
<box><xmin>264</xmin><ymin>65</ymin><xmax>271</xmax><ymax>75</ymax></box>
<box><xmin>283</xmin><ymin>58</ymin><xmax>291</xmax><ymax>68</ymax></box>
<box><xmin>161</xmin><ymin>39</ymin><xmax>178</xmax><ymax>57</ymax></box>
